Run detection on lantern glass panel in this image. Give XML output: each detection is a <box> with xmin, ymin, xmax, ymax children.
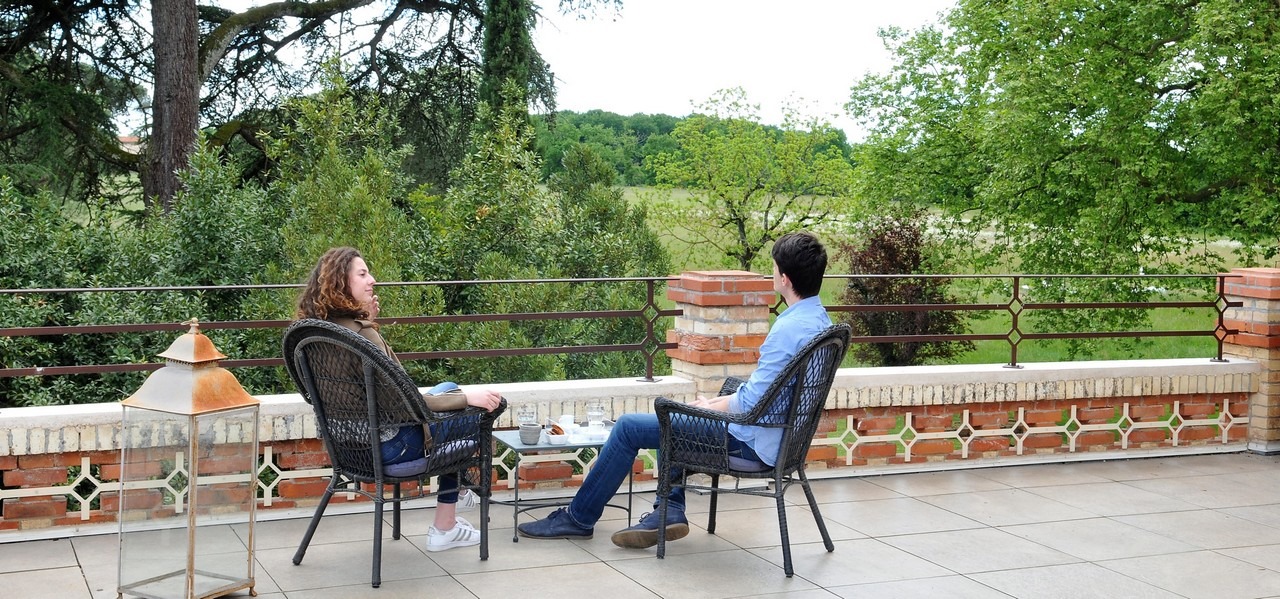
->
<box><xmin>118</xmin><ymin>405</ymin><xmax>258</xmax><ymax>599</ymax></box>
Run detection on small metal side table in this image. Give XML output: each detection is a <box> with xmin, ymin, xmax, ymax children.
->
<box><xmin>493</xmin><ymin>429</ymin><xmax>634</xmax><ymax>542</ymax></box>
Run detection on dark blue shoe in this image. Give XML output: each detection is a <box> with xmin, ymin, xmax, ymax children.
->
<box><xmin>517</xmin><ymin>507</ymin><xmax>593</xmax><ymax>540</ymax></box>
<box><xmin>611</xmin><ymin>507</ymin><xmax>689</xmax><ymax>549</ymax></box>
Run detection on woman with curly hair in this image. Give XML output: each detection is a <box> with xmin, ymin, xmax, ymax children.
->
<box><xmin>296</xmin><ymin>246</ymin><xmax>503</xmax><ymax>552</ymax></box>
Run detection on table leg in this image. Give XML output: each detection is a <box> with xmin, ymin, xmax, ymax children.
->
<box><xmin>511</xmin><ymin>452</ymin><xmax>521</xmax><ymax>542</ymax></box>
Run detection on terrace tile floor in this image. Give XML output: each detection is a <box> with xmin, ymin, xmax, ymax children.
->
<box><xmin>5</xmin><ymin>452</ymin><xmax>1280</xmax><ymax>598</ymax></box>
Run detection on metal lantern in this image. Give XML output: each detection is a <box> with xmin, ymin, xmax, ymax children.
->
<box><xmin>117</xmin><ymin>319</ymin><xmax>260</xmax><ymax>599</ymax></box>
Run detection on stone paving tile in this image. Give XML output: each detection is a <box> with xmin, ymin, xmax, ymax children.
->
<box><xmin>608</xmin><ymin>549</ymin><xmax>817</xmax><ymax>599</ymax></box>
<box><xmin>973</xmin><ymin>462</ymin><xmax>1113</xmax><ymax>487</ymax></box>
<box><xmin>748</xmin><ymin>538</ymin><xmax>953</xmax><ymax>588</ymax></box>
<box><xmin>1099</xmin><ymin>550</ymin><xmax>1280</xmax><ymax>599</ymax></box>
<box><xmin>969</xmin><ymin>562</ymin><xmax>1182</xmax><ymax>599</ymax></box>
<box><xmin>919</xmin><ymin>488</ymin><xmax>1096</xmax><ymax>527</ymax></box>
<box><xmin>1018</xmin><ymin>480</ymin><xmax>1201</xmax><ymax>516</ymax></box>
<box><xmin>999</xmin><ymin>517</ymin><xmax>1198</xmax><ymax>561</ymax></box>
<box><xmin>1114</xmin><ymin>509</ymin><xmax>1280</xmax><ymax>550</ymax></box>
<box><xmin>686</xmin><ymin>504</ymin><xmax>864</xmax><ymax>550</ymax></box>
<box><xmin>864</xmin><ymin>469</ymin><xmax>1012</xmax><ymax>497</ymax></box>
<box><xmin>0</xmin><ymin>537</ymin><xmax>77</xmax><ymax>573</ymax></box>
<box><xmin>827</xmin><ymin>575</ymin><xmax>1011</xmax><ymax>599</ymax></box>
<box><xmin>0</xmin><ymin>566</ymin><xmax>92</xmax><ymax>599</ymax></box>
<box><xmin>880</xmin><ymin>527</ymin><xmax>1080</xmax><ymax>574</ymax></box>
<box><xmin>458</xmin><ymin>561</ymin><xmax>659</xmax><ymax>599</ymax></box>
<box><xmin>820</xmin><ymin>496</ymin><xmax>983</xmax><ymax>537</ymax></box>
<box><xmin>1217</xmin><ymin>544</ymin><xmax>1280</xmax><ymax>573</ymax></box>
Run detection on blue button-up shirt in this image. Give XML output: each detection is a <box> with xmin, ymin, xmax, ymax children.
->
<box><xmin>728</xmin><ymin>295</ymin><xmax>831</xmax><ymax>465</ymax></box>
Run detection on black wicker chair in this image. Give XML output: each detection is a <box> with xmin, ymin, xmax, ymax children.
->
<box><xmin>654</xmin><ymin>323</ymin><xmax>850</xmax><ymax>577</ymax></box>
<box><xmin>282</xmin><ymin>319</ymin><xmax>505</xmax><ymax>588</ymax></box>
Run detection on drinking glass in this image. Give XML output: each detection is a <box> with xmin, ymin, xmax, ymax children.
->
<box><xmin>585</xmin><ymin>401</ymin><xmax>605</xmax><ymax>429</ymax></box>
<box><xmin>517</xmin><ymin>404</ymin><xmax>538</xmax><ymax>425</ymax></box>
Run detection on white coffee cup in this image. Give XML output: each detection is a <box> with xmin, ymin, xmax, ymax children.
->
<box><xmin>558</xmin><ymin>414</ymin><xmax>576</xmax><ymax>429</ymax></box>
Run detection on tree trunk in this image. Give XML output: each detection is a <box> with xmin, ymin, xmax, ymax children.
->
<box><xmin>144</xmin><ymin>0</ymin><xmax>200</xmax><ymax>213</ymax></box>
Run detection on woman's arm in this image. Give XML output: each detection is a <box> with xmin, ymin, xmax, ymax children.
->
<box><xmin>420</xmin><ymin>386</ymin><xmax>501</xmax><ymax>412</ymax></box>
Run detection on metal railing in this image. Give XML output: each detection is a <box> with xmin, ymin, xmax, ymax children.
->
<box><xmin>0</xmin><ymin>273</ymin><xmax>1242</xmax><ymax>381</ymax></box>
<box><xmin>814</xmin><ymin>273</ymin><xmax>1241</xmax><ymax>367</ymax></box>
<box><xmin>0</xmin><ymin>277</ymin><xmax>681</xmax><ymax>381</ymax></box>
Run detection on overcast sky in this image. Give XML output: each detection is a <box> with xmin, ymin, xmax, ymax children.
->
<box><xmin>533</xmin><ymin>0</ymin><xmax>955</xmax><ymax>139</ymax></box>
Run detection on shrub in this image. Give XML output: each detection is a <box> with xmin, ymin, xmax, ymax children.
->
<box><xmin>838</xmin><ymin>207</ymin><xmax>972</xmax><ymax>366</ymax></box>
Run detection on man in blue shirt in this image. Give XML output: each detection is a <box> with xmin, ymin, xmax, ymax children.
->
<box><xmin>518</xmin><ymin>231</ymin><xmax>832</xmax><ymax>549</ymax></box>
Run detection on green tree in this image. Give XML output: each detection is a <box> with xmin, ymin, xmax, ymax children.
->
<box><xmin>650</xmin><ymin>88</ymin><xmax>858</xmax><ymax>271</ymax></box>
<box><xmin>411</xmin><ymin>93</ymin><xmax>670</xmax><ymax>383</ymax></box>
<box><xmin>2</xmin><ymin>0</ymin><xmax>611</xmax><ymax>209</ymax></box>
<box><xmin>846</xmin><ymin>0</ymin><xmax>1280</xmax><ymax>274</ymax></box>
<box><xmin>271</xmin><ymin>66</ymin><xmax>417</xmax><ymax>284</ymax></box>
<box><xmin>479</xmin><ymin>0</ymin><xmax>555</xmax><ymax>118</ymax></box>
<box><xmin>0</xmin><ymin>143</ymin><xmax>284</xmax><ymax>406</ymax></box>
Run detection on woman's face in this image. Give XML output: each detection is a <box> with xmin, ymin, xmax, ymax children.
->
<box><xmin>346</xmin><ymin>256</ymin><xmax>376</xmax><ymax>309</ymax></box>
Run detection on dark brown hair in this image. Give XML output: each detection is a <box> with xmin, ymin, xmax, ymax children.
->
<box><xmin>295</xmin><ymin>247</ymin><xmax>369</xmax><ymax>321</ymax></box>
<box><xmin>772</xmin><ymin>231</ymin><xmax>828</xmax><ymax>298</ymax></box>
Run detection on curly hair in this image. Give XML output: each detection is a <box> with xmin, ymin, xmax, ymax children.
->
<box><xmin>295</xmin><ymin>247</ymin><xmax>369</xmax><ymax>321</ymax></box>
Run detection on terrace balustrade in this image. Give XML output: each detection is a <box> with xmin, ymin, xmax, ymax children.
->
<box><xmin>0</xmin><ymin>268</ymin><xmax>1276</xmax><ymax>539</ymax></box>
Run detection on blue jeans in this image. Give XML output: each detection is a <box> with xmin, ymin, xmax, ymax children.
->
<box><xmin>565</xmin><ymin>412</ymin><xmax>762</xmax><ymax>527</ymax></box>
<box><xmin>380</xmin><ymin>424</ymin><xmax>458</xmax><ymax>503</ymax></box>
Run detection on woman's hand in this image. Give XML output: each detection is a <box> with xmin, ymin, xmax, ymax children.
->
<box><xmin>463</xmin><ymin>387</ymin><xmax>502</xmax><ymax>412</ymax></box>
<box><xmin>366</xmin><ymin>294</ymin><xmax>380</xmax><ymax>319</ymax></box>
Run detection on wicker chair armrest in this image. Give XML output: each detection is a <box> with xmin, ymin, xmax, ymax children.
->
<box><xmin>655</xmin><ymin>396</ymin><xmax>748</xmax><ymax>473</ymax></box>
<box><xmin>654</xmin><ymin>396</ymin><xmax>751</xmax><ymax>427</ymax></box>
<box><xmin>718</xmin><ymin>377</ymin><xmax>745</xmax><ymax>397</ymax></box>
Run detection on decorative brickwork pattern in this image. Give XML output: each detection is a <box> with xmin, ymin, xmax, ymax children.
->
<box><xmin>812</xmin><ymin>394</ymin><xmax>1248</xmax><ymax>467</ymax></box>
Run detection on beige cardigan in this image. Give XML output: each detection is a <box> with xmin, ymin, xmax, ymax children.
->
<box><xmin>331</xmin><ymin>317</ymin><xmax>468</xmax><ymax>415</ymax></box>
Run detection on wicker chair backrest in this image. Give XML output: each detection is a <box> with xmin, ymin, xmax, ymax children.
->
<box><xmin>748</xmin><ymin>324</ymin><xmax>850</xmax><ymax>473</ymax></box>
<box><xmin>283</xmin><ymin>319</ymin><xmax>430</xmax><ymax>480</ymax></box>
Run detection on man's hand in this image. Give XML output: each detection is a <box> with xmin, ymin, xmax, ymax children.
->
<box><xmin>691</xmin><ymin>394</ymin><xmax>730</xmax><ymax>412</ymax></box>
<box><xmin>463</xmin><ymin>387</ymin><xmax>502</xmax><ymax>412</ymax></box>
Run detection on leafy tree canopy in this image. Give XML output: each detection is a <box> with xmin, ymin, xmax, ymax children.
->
<box><xmin>650</xmin><ymin>88</ymin><xmax>859</xmax><ymax>271</ymax></box>
<box><xmin>0</xmin><ymin>0</ymin><xmax>617</xmax><ymax>207</ymax></box>
<box><xmin>847</xmin><ymin>0</ymin><xmax>1280</xmax><ymax>275</ymax></box>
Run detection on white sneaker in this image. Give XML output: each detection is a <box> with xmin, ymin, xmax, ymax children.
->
<box><xmin>455</xmin><ymin>489</ymin><xmax>479</xmax><ymax>512</ymax></box>
<box><xmin>426</xmin><ymin>517</ymin><xmax>481</xmax><ymax>552</ymax></box>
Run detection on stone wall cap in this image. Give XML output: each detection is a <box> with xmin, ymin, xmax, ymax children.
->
<box><xmin>836</xmin><ymin>357</ymin><xmax>1259</xmax><ymax>388</ymax></box>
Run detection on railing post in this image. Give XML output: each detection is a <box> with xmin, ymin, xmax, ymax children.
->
<box><xmin>1223</xmin><ymin>267</ymin><xmax>1280</xmax><ymax>454</ymax></box>
<box><xmin>664</xmin><ymin>271</ymin><xmax>774</xmax><ymax>397</ymax></box>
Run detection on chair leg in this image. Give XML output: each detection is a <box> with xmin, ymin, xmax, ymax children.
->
<box><xmin>391</xmin><ymin>483</ymin><xmax>402</xmax><ymax>541</ymax></box>
<box><xmin>656</xmin><ymin>464</ymin><xmax>671</xmax><ymax>559</ymax></box>
<box><xmin>479</xmin><ymin>466</ymin><xmax>491</xmax><ymax>561</ymax></box>
<box><xmin>371</xmin><ymin>498</ymin><xmax>385</xmax><ymax>588</ymax></box>
<box><xmin>706</xmin><ymin>474</ymin><xmax>720</xmax><ymax>534</ymax></box>
<box><xmin>774</xmin><ymin>493</ymin><xmax>794</xmax><ymax>578</ymax></box>
<box><xmin>292</xmin><ymin>479</ymin><xmax>337</xmax><ymax>566</ymax></box>
<box><xmin>798</xmin><ymin>470</ymin><xmax>833</xmax><ymax>552</ymax></box>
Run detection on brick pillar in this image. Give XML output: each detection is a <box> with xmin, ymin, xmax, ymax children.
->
<box><xmin>1223</xmin><ymin>267</ymin><xmax>1280</xmax><ymax>454</ymax></box>
<box><xmin>665</xmin><ymin>270</ymin><xmax>773</xmax><ymax>396</ymax></box>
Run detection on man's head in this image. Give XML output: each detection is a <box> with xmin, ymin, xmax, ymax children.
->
<box><xmin>771</xmin><ymin>231</ymin><xmax>827</xmax><ymax>299</ymax></box>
